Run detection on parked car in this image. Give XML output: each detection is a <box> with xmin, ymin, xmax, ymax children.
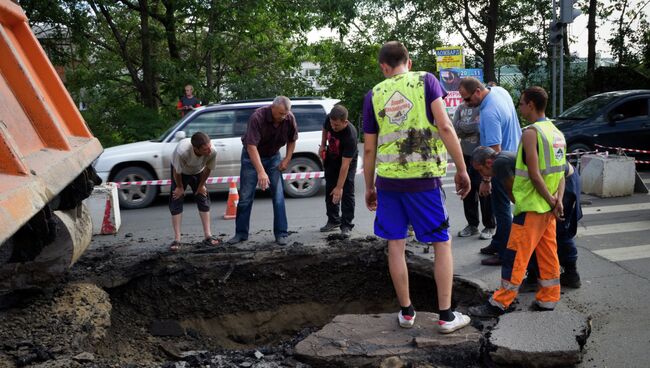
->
<box><xmin>553</xmin><ymin>90</ymin><xmax>650</xmax><ymax>162</ymax></box>
<box><xmin>94</xmin><ymin>97</ymin><xmax>340</xmax><ymax>209</ymax></box>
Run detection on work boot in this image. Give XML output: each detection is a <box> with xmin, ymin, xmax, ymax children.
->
<box><xmin>458</xmin><ymin>225</ymin><xmax>479</xmax><ymax>237</ymax></box>
<box><xmin>519</xmin><ymin>277</ymin><xmax>538</xmax><ymax>293</ymax></box>
<box><xmin>561</xmin><ymin>262</ymin><xmax>582</xmax><ymax>288</ymax></box>
<box><xmin>468</xmin><ymin>302</ymin><xmax>507</xmax><ymax>318</ymax></box>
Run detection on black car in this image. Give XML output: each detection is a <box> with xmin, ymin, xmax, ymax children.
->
<box><xmin>553</xmin><ymin>90</ymin><xmax>650</xmax><ymax>163</ymax></box>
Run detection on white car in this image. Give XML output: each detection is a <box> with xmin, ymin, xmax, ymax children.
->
<box><xmin>94</xmin><ymin>97</ymin><xmax>340</xmax><ymax>209</ymax></box>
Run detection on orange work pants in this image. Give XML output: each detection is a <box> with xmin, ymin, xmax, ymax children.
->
<box><xmin>490</xmin><ymin>211</ymin><xmax>560</xmax><ymax>310</ymax></box>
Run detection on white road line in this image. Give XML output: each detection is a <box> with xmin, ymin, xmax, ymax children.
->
<box><xmin>577</xmin><ymin>221</ymin><xmax>650</xmax><ymax>237</ymax></box>
<box><xmin>593</xmin><ymin>244</ymin><xmax>650</xmax><ymax>262</ymax></box>
<box><xmin>582</xmin><ymin>202</ymin><xmax>650</xmax><ymax>215</ymax></box>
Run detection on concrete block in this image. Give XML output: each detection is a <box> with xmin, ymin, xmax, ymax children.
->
<box><xmin>85</xmin><ymin>183</ymin><xmax>121</xmax><ymax>235</ymax></box>
<box><xmin>295</xmin><ymin>313</ymin><xmax>480</xmax><ymax>367</ymax></box>
<box><xmin>579</xmin><ymin>154</ymin><xmax>635</xmax><ymax>197</ymax></box>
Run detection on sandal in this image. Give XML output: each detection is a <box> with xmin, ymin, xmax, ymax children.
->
<box><xmin>202</xmin><ymin>235</ymin><xmax>220</xmax><ymax>246</ymax></box>
<box><xmin>170</xmin><ymin>240</ymin><xmax>181</xmax><ymax>252</ymax></box>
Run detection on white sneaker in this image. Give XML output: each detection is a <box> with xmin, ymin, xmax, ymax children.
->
<box><xmin>479</xmin><ymin>227</ymin><xmax>496</xmax><ymax>240</ymax></box>
<box><xmin>398</xmin><ymin>310</ymin><xmax>416</xmax><ymax>328</ymax></box>
<box><xmin>437</xmin><ymin>311</ymin><xmax>471</xmax><ymax>334</ymax></box>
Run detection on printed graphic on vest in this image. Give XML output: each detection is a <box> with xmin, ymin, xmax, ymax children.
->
<box><xmin>553</xmin><ymin>134</ymin><xmax>566</xmax><ymax>160</ymax></box>
<box><xmin>383</xmin><ymin>91</ymin><xmax>413</xmax><ymax>126</ymax></box>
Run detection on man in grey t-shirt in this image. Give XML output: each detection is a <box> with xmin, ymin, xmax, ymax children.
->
<box><xmin>169</xmin><ymin>132</ymin><xmax>219</xmax><ymax>251</ymax></box>
<box><xmin>452</xmin><ymin>103</ymin><xmax>495</xmax><ymax>240</ymax></box>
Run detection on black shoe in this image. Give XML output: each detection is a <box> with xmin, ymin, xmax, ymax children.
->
<box><xmin>468</xmin><ymin>302</ymin><xmax>506</xmax><ymax>318</ymax></box>
<box><xmin>530</xmin><ymin>301</ymin><xmax>554</xmax><ymax>312</ymax></box>
<box><xmin>480</xmin><ymin>245</ymin><xmax>498</xmax><ymax>255</ymax></box>
<box><xmin>226</xmin><ymin>235</ymin><xmax>247</xmax><ymax>245</ymax></box>
<box><xmin>519</xmin><ymin>277</ymin><xmax>538</xmax><ymax>293</ymax></box>
<box><xmin>481</xmin><ymin>255</ymin><xmax>502</xmax><ymax>266</ymax></box>
<box><xmin>320</xmin><ymin>222</ymin><xmax>340</xmax><ymax>232</ymax></box>
<box><xmin>340</xmin><ymin>227</ymin><xmax>351</xmax><ymax>237</ymax></box>
<box><xmin>560</xmin><ymin>270</ymin><xmax>582</xmax><ymax>288</ymax></box>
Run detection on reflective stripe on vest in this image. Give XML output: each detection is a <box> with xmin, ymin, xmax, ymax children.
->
<box><xmin>371</xmin><ymin>71</ymin><xmax>447</xmax><ymax>179</ymax></box>
<box><xmin>513</xmin><ymin>120</ymin><xmax>567</xmax><ymax>215</ymax></box>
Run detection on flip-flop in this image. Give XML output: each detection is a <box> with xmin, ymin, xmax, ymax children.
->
<box><xmin>202</xmin><ymin>236</ymin><xmax>220</xmax><ymax>246</ymax></box>
<box><xmin>170</xmin><ymin>240</ymin><xmax>181</xmax><ymax>251</ymax></box>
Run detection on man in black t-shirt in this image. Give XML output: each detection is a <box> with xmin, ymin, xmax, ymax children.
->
<box><xmin>319</xmin><ymin>104</ymin><xmax>358</xmax><ymax>236</ymax></box>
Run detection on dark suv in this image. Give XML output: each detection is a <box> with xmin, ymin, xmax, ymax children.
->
<box><xmin>553</xmin><ymin>90</ymin><xmax>650</xmax><ymax>161</ymax></box>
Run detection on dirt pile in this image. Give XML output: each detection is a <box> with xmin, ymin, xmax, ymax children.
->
<box><xmin>0</xmin><ymin>283</ymin><xmax>110</xmax><ymax>367</ymax></box>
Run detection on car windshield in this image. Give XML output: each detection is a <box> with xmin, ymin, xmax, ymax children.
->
<box><xmin>558</xmin><ymin>94</ymin><xmax>618</xmax><ymax>120</ymax></box>
<box><xmin>155</xmin><ymin>116</ymin><xmax>188</xmax><ymax>142</ymax></box>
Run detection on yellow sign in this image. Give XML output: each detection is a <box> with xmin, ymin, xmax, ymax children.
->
<box><xmin>435</xmin><ymin>46</ymin><xmax>464</xmax><ymax>71</ymax></box>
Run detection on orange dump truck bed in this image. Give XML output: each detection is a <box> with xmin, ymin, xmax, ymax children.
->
<box><xmin>0</xmin><ymin>0</ymin><xmax>102</xmax><ymax>245</ymax></box>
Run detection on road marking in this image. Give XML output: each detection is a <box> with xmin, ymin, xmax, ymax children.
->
<box><xmin>593</xmin><ymin>244</ymin><xmax>650</xmax><ymax>262</ymax></box>
<box><xmin>582</xmin><ymin>202</ymin><xmax>650</xmax><ymax>215</ymax></box>
<box><xmin>577</xmin><ymin>221</ymin><xmax>650</xmax><ymax>236</ymax></box>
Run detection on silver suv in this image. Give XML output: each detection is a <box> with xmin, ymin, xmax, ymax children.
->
<box><xmin>93</xmin><ymin>97</ymin><xmax>340</xmax><ymax>209</ymax></box>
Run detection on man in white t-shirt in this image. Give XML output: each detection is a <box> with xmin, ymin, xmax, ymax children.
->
<box><xmin>169</xmin><ymin>132</ymin><xmax>219</xmax><ymax>250</ymax></box>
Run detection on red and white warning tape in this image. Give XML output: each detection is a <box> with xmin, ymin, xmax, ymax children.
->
<box><xmin>112</xmin><ymin>163</ymin><xmax>458</xmax><ymax>187</ymax></box>
<box><xmin>594</xmin><ymin>144</ymin><xmax>650</xmax><ymax>154</ymax></box>
<box><xmin>593</xmin><ymin>144</ymin><xmax>650</xmax><ymax>164</ymax></box>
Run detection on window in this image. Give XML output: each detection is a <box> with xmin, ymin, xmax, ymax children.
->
<box><xmin>292</xmin><ymin>105</ymin><xmax>326</xmax><ymax>132</ymax></box>
<box><xmin>609</xmin><ymin>98</ymin><xmax>649</xmax><ymax>121</ymax></box>
<box><xmin>233</xmin><ymin>109</ymin><xmax>256</xmax><ymax>136</ymax></box>
<box><xmin>183</xmin><ymin>111</ymin><xmax>236</xmax><ymax>138</ymax></box>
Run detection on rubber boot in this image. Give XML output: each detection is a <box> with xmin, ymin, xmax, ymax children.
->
<box><xmin>560</xmin><ymin>261</ymin><xmax>581</xmax><ymax>288</ymax></box>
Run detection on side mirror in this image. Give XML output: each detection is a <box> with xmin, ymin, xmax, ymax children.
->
<box><xmin>174</xmin><ymin>131</ymin><xmax>186</xmax><ymax>141</ymax></box>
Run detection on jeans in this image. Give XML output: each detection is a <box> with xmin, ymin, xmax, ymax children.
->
<box><xmin>234</xmin><ymin>149</ymin><xmax>288</xmax><ymax>239</ymax></box>
<box><xmin>490</xmin><ymin>176</ymin><xmax>513</xmax><ymax>259</ymax></box>
<box><xmin>557</xmin><ymin>169</ymin><xmax>581</xmax><ymax>264</ymax></box>
<box><xmin>462</xmin><ymin>155</ymin><xmax>495</xmax><ymax>228</ymax></box>
<box><xmin>324</xmin><ymin>156</ymin><xmax>356</xmax><ymax>229</ymax></box>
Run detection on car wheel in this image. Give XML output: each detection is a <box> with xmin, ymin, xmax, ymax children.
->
<box><xmin>567</xmin><ymin>143</ymin><xmax>592</xmax><ymax>165</ymax></box>
<box><xmin>112</xmin><ymin>167</ymin><xmax>159</xmax><ymax>209</ymax></box>
<box><xmin>283</xmin><ymin>157</ymin><xmax>322</xmax><ymax>198</ymax></box>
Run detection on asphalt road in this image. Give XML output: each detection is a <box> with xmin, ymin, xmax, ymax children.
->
<box><xmin>92</xmin><ymin>167</ymin><xmax>650</xmax><ymax>368</ymax></box>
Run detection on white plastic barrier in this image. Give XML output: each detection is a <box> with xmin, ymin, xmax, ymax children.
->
<box><xmin>86</xmin><ymin>183</ymin><xmax>121</xmax><ymax>235</ymax></box>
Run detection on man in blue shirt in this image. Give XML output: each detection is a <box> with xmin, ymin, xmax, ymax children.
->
<box><xmin>459</xmin><ymin>78</ymin><xmax>521</xmax><ymax>266</ymax></box>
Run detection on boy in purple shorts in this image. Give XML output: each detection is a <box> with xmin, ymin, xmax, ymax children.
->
<box><xmin>363</xmin><ymin>41</ymin><xmax>472</xmax><ymax>334</ymax></box>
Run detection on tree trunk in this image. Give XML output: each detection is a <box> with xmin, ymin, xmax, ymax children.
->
<box><xmin>586</xmin><ymin>0</ymin><xmax>597</xmax><ymax>94</ymax></box>
<box><xmin>139</xmin><ymin>0</ymin><xmax>158</xmax><ymax>109</ymax></box>
<box><xmin>162</xmin><ymin>0</ymin><xmax>180</xmax><ymax>60</ymax></box>
<box><xmin>483</xmin><ymin>0</ymin><xmax>499</xmax><ymax>82</ymax></box>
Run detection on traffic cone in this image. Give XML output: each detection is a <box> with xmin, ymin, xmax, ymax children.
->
<box><xmin>223</xmin><ymin>182</ymin><xmax>239</xmax><ymax>219</ymax></box>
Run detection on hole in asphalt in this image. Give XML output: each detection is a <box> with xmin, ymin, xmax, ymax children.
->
<box><xmin>0</xmin><ymin>239</ymin><xmax>486</xmax><ymax>367</ymax></box>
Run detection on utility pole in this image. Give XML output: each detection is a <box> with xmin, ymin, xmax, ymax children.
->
<box><xmin>550</xmin><ymin>0</ymin><xmax>582</xmax><ymax>115</ymax></box>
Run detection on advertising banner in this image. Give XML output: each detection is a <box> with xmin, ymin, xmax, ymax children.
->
<box><xmin>439</xmin><ymin>68</ymin><xmax>484</xmax><ymax>115</ymax></box>
<box><xmin>435</xmin><ymin>46</ymin><xmax>464</xmax><ymax>71</ymax></box>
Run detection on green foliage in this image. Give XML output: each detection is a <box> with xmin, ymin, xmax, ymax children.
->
<box><xmin>312</xmin><ymin>40</ymin><xmax>383</xmax><ymax>126</ymax></box>
<box><xmin>17</xmin><ymin>0</ymin><xmax>649</xmax><ymax>149</ymax></box>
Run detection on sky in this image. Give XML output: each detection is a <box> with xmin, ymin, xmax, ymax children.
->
<box><xmin>307</xmin><ymin>2</ymin><xmax>650</xmax><ymax>60</ymax></box>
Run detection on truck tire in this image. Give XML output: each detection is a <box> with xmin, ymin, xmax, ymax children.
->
<box><xmin>113</xmin><ymin>167</ymin><xmax>159</xmax><ymax>209</ymax></box>
<box><xmin>283</xmin><ymin>157</ymin><xmax>322</xmax><ymax>198</ymax></box>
